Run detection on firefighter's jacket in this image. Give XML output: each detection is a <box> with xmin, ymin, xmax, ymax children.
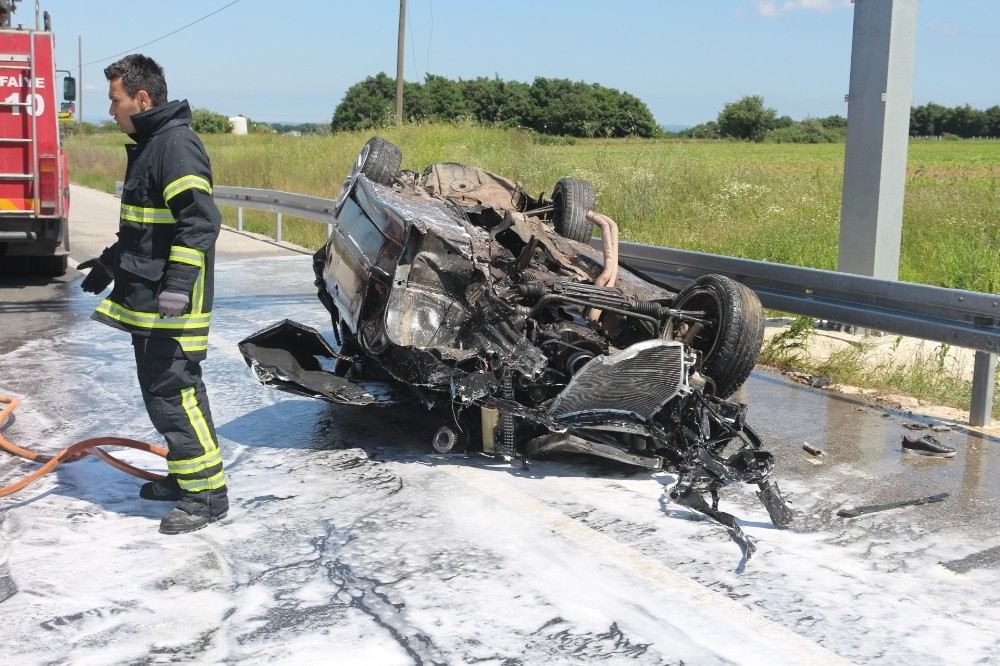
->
<box><xmin>92</xmin><ymin>100</ymin><xmax>221</xmax><ymax>359</ymax></box>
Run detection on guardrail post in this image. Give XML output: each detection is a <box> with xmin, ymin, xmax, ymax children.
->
<box><xmin>237</xmin><ymin>206</ymin><xmax>243</xmax><ymax>232</ymax></box>
<box><xmin>275</xmin><ymin>212</ymin><xmax>283</xmax><ymax>243</ymax></box>
<box><xmin>970</xmin><ymin>351</ymin><xmax>996</xmax><ymax>427</ymax></box>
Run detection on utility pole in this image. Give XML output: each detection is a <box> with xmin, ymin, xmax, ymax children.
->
<box><xmin>395</xmin><ymin>0</ymin><xmax>405</xmax><ymax>125</ymax></box>
<box><xmin>77</xmin><ymin>34</ymin><xmax>82</xmax><ymax>131</ymax></box>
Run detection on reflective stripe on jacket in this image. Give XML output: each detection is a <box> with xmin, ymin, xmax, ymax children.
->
<box><xmin>92</xmin><ymin>100</ymin><xmax>221</xmax><ymax>358</ymax></box>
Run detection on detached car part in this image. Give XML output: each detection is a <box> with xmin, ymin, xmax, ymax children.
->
<box><xmin>836</xmin><ymin>493</ymin><xmax>948</xmax><ymax>519</ymax></box>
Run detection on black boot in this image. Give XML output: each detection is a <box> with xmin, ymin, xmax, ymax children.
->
<box><xmin>140</xmin><ymin>475</ymin><xmax>182</xmax><ymax>501</ymax></box>
<box><xmin>159</xmin><ymin>488</ymin><xmax>229</xmax><ymax>535</ymax></box>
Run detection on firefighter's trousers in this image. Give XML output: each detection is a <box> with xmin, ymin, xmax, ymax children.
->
<box><xmin>132</xmin><ymin>336</ymin><xmax>227</xmax><ymax>495</ymax></box>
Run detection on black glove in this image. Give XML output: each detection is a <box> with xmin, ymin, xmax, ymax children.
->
<box><xmin>157</xmin><ymin>291</ymin><xmax>190</xmax><ymax>318</ymax></box>
<box><xmin>78</xmin><ymin>257</ymin><xmax>113</xmax><ymax>294</ymax></box>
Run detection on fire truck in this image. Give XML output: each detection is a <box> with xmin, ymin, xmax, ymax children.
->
<box><xmin>0</xmin><ymin>0</ymin><xmax>73</xmax><ymax>275</ymax></box>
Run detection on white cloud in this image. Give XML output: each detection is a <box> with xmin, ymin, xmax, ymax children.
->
<box><xmin>752</xmin><ymin>0</ymin><xmax>852</xmax><ymax>17</ymax></box>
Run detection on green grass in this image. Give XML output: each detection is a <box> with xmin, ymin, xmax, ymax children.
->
<box><xmin>64</xmin><ymin>125</ymin><xmax>999</xmax><ymax>416</ymax></box>
<box><xmin>761</xmin><ymin>315</ymin><xmax>998</xmax><ymax>418</ymax></box>
<box><xmin>65</xmin><ymin>125</ymin><xmax>1000</xmax><ymax>292</ymax></box>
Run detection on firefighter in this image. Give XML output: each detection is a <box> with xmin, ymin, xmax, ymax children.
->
<box><xmin>77</xmin><ymin>54</ymin><xmax>227</xmax><ymax>534</ymax></box>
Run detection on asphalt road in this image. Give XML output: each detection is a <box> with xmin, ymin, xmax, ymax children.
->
<box><xmin>0</xmin><ymin>188</ymin><xmax>998</xmax><ymax>663</ymax></box>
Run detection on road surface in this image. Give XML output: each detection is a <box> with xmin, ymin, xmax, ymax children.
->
<box><xmin>0</xmin><ymin>186</ymin><xmax>997</xmax><ymax>664</ymax></box>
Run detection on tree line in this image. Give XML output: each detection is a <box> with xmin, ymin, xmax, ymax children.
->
<box><xmin>680</xmin><ymin>96</ymin><xmax>1000</xmax><ymax>143</ymax></box>
<box><xmin>75</xmin><ymin>85</ymin><xmax>998</xmax><ymax>142</ymax></box>
<box><xmin>908</xmin><ymin>103</ymin><xmax>1000</xmax><ymax>138</ymax></box>
<box><xmin>330</xmin><ymin>73</ymin><xmax>659</xmax><ymax>138</ymax></box>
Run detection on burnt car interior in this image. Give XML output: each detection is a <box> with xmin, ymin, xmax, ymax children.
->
<box><xmin>239</xmin><ymin>137</ymin><xmax>793</xmax><ymax>554</ymax></box>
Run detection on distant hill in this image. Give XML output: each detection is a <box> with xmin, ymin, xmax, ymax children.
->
<box><xmin>660</xmin><ymin>124</ymin><xmax>690</xmax><ymax>133</ymax></box>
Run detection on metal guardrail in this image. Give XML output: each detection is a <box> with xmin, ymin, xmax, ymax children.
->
<box><xmin>212</xmin><ymin>186</ymin><xmax>338</xmax><ymax>244</ymax></box>
<box><xmin>115</xmin><ymin>182</ymin><xmax>999</xmax><ymax>426</ymax></box>
<box><xmin>115</xmin><ymin>182</ymin><xmax>340</xmax><ymax>243</ymax></box>
<box><xmin>614</xmin><ymin>243</ymin><xmax>998</xmax><ymax>427</ymax></box>
<box><xmin>614</xmin><ymin>243</ymin><xmax>999</xmax><ymax>355</ymax></box>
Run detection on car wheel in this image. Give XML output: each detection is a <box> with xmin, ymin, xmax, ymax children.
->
<box><xmin>358</xmin><ymin>136</ymin><xmax>402</xmax><ymax>186</ymax></box>
<box><xmin>672</xmin><ymin>274</ymin><xmax>764</xmax><ymax>398</ymax></box>
<box><xmin>552</xmin><ymin>177</ymin><xmax>596</xmax><ymax>243</ymax></box>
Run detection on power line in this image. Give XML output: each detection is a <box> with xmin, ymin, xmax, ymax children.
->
<box><xmin>82</xmin><ymin>0</ymin><xmax>243</xmax><ymax>67</ymax></box>
<box><xmin>407</xmin><ymin>0</ymin><xmax>417</xmax><ymax>79</ymax></box>
<box><xmin>425</xmin><ymin>0</ymin><xmax>433</xmax><ymax>79</ymax></box>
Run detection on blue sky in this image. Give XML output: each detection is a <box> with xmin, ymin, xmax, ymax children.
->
<box><xmin>35</xmin><ymin>0</ymin><xmax>1000</xmax><ymax>126</ymax></box>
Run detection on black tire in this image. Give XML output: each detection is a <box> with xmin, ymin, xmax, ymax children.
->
<box><xmin>672</xmin><ymin>274</ymin><xmax>764</xmax><ymax>398</ymax></box>
<box><xmin>358</xmin><ymin>136</ymin><xmax>402</xmax><ymax>186</ymax></box>
<box><xmin>551</xmin><ymin>177</ymin><xmax>596</xmax><ymax>243</ymax></box>
<box><xmin>35</xmin><ymin>255</ymin><xmax>68</xmax><ymax>276</ymax></box>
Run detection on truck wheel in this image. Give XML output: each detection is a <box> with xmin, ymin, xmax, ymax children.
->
<box><xmin>672</xmin><ymin>274</ymin><xmax>764</xmax><ymax>398</ymax></box>
<box><xmin>358</xmin><ymin>137</ymin><xmax>402</xmax><ymax>186</ymax></box>
<box><xmin>552</xmin><ymin>177</ymin><xmax>596</xmax><ymax>243</ymax></box>
<box><xmin>35</xmin><ymin>255</ymin><xmax>68</xmax><ymax>277</ymax></box>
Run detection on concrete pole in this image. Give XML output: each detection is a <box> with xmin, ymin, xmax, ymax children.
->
<box><xmin>837</xmin><ymin>0</ymin><xmax>919</xmax><ymax>279</ymax></box>
<box><xmin>395</xmin><ymin>0</ymin><xmax>406</xmax><ymax>125</ymax></box>
<box><xmin>837</xmin><ymin>1</ymin><xmax>993</xmax><ymax>427</ymax></box>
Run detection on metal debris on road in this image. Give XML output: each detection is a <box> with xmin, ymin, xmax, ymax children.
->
<box><xmin>802</xmin><ymin>442</ymin><xmax>824</xmax><ymax>456</ymax></box>
<box><xmin>836</xmin><ymin>492</ymin><xmax>949</xmax><ymax>519</ymax></box>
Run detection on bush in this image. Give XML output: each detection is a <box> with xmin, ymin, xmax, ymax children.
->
<box><xmin>819</xmin><ymin>115</ymin><xmax>847</xmax><ymax>130</ymax></box>
<box><xmin>717</xmin><ymin>95</ymin><xmax>777</xmax><ymax>142</ymax></box>
<box><xmin>764</xmin><ymin>119</ymin><xmax>845</xmax><ymax>143</ymax></box>
<box><xmin>679</xmin><ymin>121</ymin><xmax>721</xmax><ymax>139</ymax></box>
<box><xmin>190</xmin><ymin>109</ymin><xmax>232</xmax><ymax>134</ymax></box>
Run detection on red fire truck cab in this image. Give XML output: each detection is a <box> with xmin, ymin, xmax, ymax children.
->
<box><xmin>0</xmin><ymin>2</ymin><xmax>73</xmax><ymax>275</ymax></box>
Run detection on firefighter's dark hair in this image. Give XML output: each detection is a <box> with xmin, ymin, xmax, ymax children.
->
<box><xmin>104</xmin><ymin>54</ymin><xmax>168</xmax><ymax>107</ymax></box>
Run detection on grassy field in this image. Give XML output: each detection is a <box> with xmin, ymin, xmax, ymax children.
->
<box><xmin>65</xmin><ymin>125</ymin><xmax>998</xmax><ymax>416</ymax></box>
<box><xmin>65</xmin><ymin>125</ymin><xmax>1000</xmax><ymax>293</ymax></box>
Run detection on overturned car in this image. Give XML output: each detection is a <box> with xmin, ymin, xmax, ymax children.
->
<box><xmin>240</xmin><ymin>137</ymin><xmax>792</xmax><ymax>535</ymax></box>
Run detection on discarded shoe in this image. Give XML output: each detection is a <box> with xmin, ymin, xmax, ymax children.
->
<box><xmin>159</xmin><ymin>488</ymin><xmax>229</xmax><ymax>535</ymax></box>
<box><xmin>902</xmin><ymin>434</ymin><xmax>956</xmax><ymax>458</ymax></box>
<box><xmin>139</xmin><ymin>475</ymin><xmax>181</xmax><ymax>502</ymax></box>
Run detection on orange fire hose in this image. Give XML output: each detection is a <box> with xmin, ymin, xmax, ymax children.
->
<box><xmin>0</xmin><ymin>395</ymin><xmax>167</xmax><ymax>498</ymax></box>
